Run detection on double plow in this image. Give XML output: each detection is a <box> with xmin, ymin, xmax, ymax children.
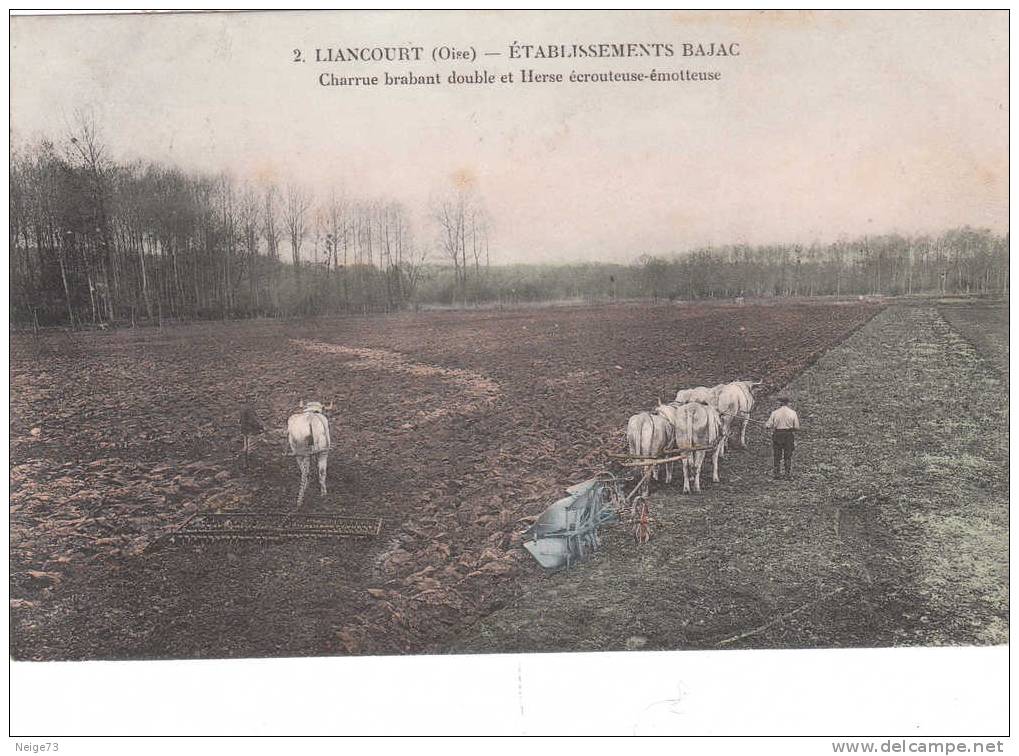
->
<box><xmin>522</xmin><ymin>441</ymin><xmax>722</xmax><ymax>567</ymax></box>
<box><xmin>523</xmin><ymin>404</ymin><xmax>763</xmax><ymax>563</ymax></box>
<box><xmin>521</xmin><ymin>474</ymin><xmax>623</xmax><ymax>570</ymax></box>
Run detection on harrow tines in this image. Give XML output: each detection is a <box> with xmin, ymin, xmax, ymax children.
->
<box><xmin>160</xmin><ymin>511</ymin><xmax>385</xmax><ymax>547</ymax></box>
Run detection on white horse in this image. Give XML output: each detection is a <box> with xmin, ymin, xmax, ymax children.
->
<box><xmin>626</xmin><ymin>410</ymin><xmax>675</xmax><ymax>496</ymax></box>
<box><xmin>718</xmin><ymin>380</ymin><xmax>762</xmax><ymax>450</ymax></box>
<box><xmin>659</xmin><ymin>401</ymin><xmax>722</xmax><ymax>493</ymax></box>
<box><xmin>286</xmin><ymin>401</ymin><xmax>331</xmax><ymax>507</ymax></box>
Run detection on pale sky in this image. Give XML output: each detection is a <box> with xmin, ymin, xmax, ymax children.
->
<box><xmin>10</xmin><ymin>10</ymin><xmax>1009</xmax><ymax>264</ymax></box>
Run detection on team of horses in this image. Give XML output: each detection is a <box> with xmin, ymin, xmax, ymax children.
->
<box><xmin>626</xmin><ymin>380</ymin><xmax>761</xmax><ymax>496</ymax></box>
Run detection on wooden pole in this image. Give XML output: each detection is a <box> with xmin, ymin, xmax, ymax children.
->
<box><xmin>716</xmin><ymin>587</ymin><xmax>845</xmax><ymax>647</ymax></box>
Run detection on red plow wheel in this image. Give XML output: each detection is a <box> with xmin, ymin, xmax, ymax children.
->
<box><xmin>633</xmin><ymin>499</ymin><xmax>653</xmax><ymax>545</ymax></box>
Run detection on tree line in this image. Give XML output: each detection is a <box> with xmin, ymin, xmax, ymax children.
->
<box><xmin>631</xmin><ymin>228</ymin><xmax>1008</xmax><ymax>302</ymax></box>
<box><xmin>9</xmin><ymin>119</ymin><xmax>1008</xmax><ymax>327</ymax></box>
<box><xmin>410</xmin><ymin>226</ymin><xmax>1007</xmax><ymax>307</ymax></box>
<box><xmin>10</xmin><ymin>116</ymin><xmax>437</xmax><ymax>327</ymax></box>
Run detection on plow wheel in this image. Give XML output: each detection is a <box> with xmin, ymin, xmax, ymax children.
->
<box><xmin>633</xmin><ymin>499</ymin><xmax>653</xmax><ymax>545</ymax></box>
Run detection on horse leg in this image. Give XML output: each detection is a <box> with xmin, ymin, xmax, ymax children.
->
<box><xmin>682</xmin><ymin>458</ymin><xmax>691</xmax><ymax>494</ymax></box>
<box><xmin>740</xmin><ymin>415</ymin><xmax>749</xmax><ymax>449</ymax></box>
<box><xmin>318</xmin><ymin>452</ymin><xmax>328</xmax><ymax>497</ymax></box>
<box><xmin>296</xmin><ymin>455</ymin><xmax>310</xmax><ymax>508</ymax></box>
<box><xmin>693</xmin><ymin>451</ymin><xmax>704</xmax><ymax>492</ymax></box>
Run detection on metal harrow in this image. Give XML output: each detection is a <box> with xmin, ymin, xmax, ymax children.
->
<box><xmin>156</xmin><ymin>510</ymin><xmax>384</xmax><ymax>547</ymax></box>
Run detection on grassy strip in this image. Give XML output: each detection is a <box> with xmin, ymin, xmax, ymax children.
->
<box><xmin>452</xmin><ymin>305</ymin><xmax>1008</xmax><ymax>652</ymax></box>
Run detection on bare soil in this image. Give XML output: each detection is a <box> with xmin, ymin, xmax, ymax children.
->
<box><xmin>454</xmin><ymin>303</ymin><xmax>1009</xmax><ymax>652</ymax></box>
<box><xmin>9</xmin><ymin>299</ymin><xmax>941</xmax><ymax>660</ymax></box>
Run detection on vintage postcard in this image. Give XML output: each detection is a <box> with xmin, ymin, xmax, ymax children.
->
<box><xmin>8</xmin><ymin>9</ymin><xmax>1008</xmax><ymax>738</ymax></box>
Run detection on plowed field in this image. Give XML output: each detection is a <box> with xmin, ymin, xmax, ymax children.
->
<box><xmin>10</xmin><ymin>300</ymin><xmax>881</xmax><ymax>659</ymax></box>
<box><xmin>458</xmin><ymin>303</ymin><xmax>1009</xmax><ymax>653</ymax></box>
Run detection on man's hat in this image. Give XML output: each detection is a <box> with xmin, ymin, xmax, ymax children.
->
<box><xmin>777</xmin><ymin>396</ymin><xmax>790</xmax><ymax>404</ymax></box>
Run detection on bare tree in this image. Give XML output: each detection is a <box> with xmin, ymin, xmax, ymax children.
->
<box><xmin>65</xmin><ymin>109</ymin><xmax>117</xmax><ymax>322</ymax></box>
<box><xmin>283</xmin><ymin>183</ymin><xmax>311</xmax><ymax>280</ymax></box>
<box><xmin>238</xmin><ymin>185</ymin><xmax>262</xmax><ymax>314</ymax></box>
<box><xmin>435</xmin><ymin>186</ymin><xmax>491</xmax><ymax>306</ymax></box>
<box><xmin>468</xmin><ymin>204</ymin><xmax>490</xmax><ymax>285</ymax></box>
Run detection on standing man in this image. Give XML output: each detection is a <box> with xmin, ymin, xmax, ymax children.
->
<box><xmin>765</xmin><ymin>396</ymin><xmax>800</xmax><ymax>478</ymax></box>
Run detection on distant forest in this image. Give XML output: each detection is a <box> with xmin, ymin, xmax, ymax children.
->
<box><xmin>10</xmin><ymin>119</ymin><xmax>1009</xmax><ymax>327</ymax></box>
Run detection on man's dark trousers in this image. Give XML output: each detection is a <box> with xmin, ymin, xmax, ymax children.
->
<box><xmin>772</xmin><ymin>430</ymin><xmax>795</xmax><ymax>475</ymax></box>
